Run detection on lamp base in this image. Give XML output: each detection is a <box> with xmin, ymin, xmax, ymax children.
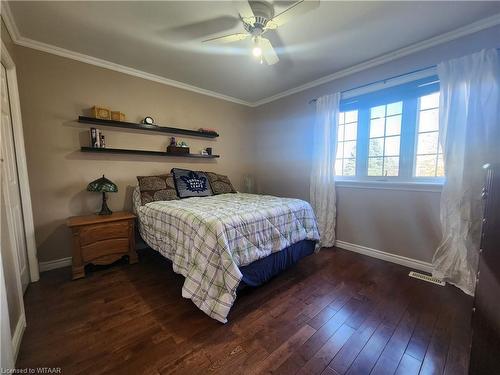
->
<box><xmin>99</xmin><ymin>192</ymin><xmax>113</xmax><ymax>215</ymax></box>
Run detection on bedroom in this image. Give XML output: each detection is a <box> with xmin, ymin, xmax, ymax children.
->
<box><xmin>0</xmin><ymin>0</ymin><xmax>499</xmax><ymax>373</ymax></box>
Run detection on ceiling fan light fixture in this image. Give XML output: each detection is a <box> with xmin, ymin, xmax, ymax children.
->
<box><xmin>204</xmin><ymin>0</ymin><xmax>319</xmax><ymax>65</ymax></box>
<box><xmin>252</xmin><ymin>36</ymin><xmax>262</xmax><ymax>58</ymax></box>
<box><xmin>252</xmin><ymin>46</ymin><xmax>262</xmax><ymax>57</ymax></box>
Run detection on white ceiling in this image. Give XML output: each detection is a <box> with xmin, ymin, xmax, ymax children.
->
<box><xmin>6</xmin><ymin>1</ymin><xmax>500</xmax><ymax>104</ymax></box>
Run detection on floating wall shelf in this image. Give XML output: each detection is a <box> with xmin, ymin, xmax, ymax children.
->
<box><xmin>78</xmin><ymin>116</ymin><xmax>219</xmax><ymax>138</ymax></box>
<box><xmin>81</xmin><ymin>147</ymin><xmax>220</xmax><ymax>159</ymax></box>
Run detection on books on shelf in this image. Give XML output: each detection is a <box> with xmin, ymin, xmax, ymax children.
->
<box><xmin>90</xmin><ymin>127</ymin><xmax>106</xmax><ymax>148</ymax></box>
<box><xmin>198</xmin><ymin>127</ymin><xmax>218</xmax><ymax>135</ymax></box>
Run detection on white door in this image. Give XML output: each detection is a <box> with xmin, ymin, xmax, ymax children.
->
<box><xmin>0</xmin><ymin>153</ymin><xmax>15</xmax><ymax>371</ymax></box>
<box><xmin>1</xmin><ymin>64</ymin><xmax>29</xmax><ymax>292</ymax></box>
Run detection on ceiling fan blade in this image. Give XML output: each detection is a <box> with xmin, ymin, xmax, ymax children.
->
<box><xmin>267</xmin><ymin>0</ymin><xmax>319</xmax><ymax>28</ymax></box>
<box><xmin>165</xmin><ymin>16</ymin><xmax>241</xmax><ymax>41</ymax></box>
<box><xmin>202</xmin><ymin>33</ymin><xmax>250</xmax><ymax>44</ymax></box>
<box><xmin>233</xmin><ymin>0</ymin><xmax>256</xmax><ymax>24</ymax></box>
<box><xmin>260</xmin><ymin>37</ymin><xmax>279</xmax><ymax>65</ymax></box>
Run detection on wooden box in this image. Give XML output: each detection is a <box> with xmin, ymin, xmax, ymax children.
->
<box><xmin>167</xmin><ymin>145</ymin><xmax>190</xmax><ymax>155</ymax></box>
<box><xmin>111</xmin><ymin>111</ymin><xmax>126</xmax><ymax>122</ymax></box>
<box><xmin>91</xmin><ymin>106</ymin><xmax>111</xmax><ymax>120</ymax></box>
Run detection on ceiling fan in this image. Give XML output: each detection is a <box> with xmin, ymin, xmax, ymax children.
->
<box><xmin>203</xmin><ymin>0</ymin><xmax>320</xmax><ymax>65</ymax></box>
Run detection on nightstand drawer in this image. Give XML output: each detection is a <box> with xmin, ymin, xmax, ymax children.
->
<box><xmin>67</xmin><ymin>211</ymin><xmax>137</xmax><ymax>279</ymax></box>
<box><xmin>81</xmin><ymin>238</ymin><xmax>130</xmax><ymax>262</ymax></box>
<box><xmin>79</xmin><ymin>221</ymin><xmax>129</xmax><ymax>246</ymax></box>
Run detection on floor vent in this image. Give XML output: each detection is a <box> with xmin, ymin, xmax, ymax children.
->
<box><xmin>409</xmin><ymin>271</ymin><xmax>446</xmax><ymax>286</ymax></box>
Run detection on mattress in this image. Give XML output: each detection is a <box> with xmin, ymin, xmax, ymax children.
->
<box><xmin>133</xmin><ymin>188</ymin><xmax>320</xmax><ymax>323</ymax></box>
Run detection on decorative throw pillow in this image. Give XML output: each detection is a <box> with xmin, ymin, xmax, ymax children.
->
<box><xmin>171</xmin><ymin>168</ymin><xmax>213</xmax><ymax>198</ymax></box>
<box><xmin>206</xmin><ymin>172</ymin><xmax>236</xmax><ymax>195</ymax></box>
<box><xmin>136</xmin><ymin>174</ymin><xmax>179</xmax><ymax>204</ymax></box>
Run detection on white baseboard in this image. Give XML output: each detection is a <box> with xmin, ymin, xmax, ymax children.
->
<box><xmin>12</xmin><ymin>313</ymin><xmax>26</xmax><ymax>363</ymax></box>
<box><xmin>39</xmin><ymin>242</ymin><xmax>433</xmax><ymax>274</ymax></box>
<box><xmin>39</xmin><ymin>257</ymin><xmax>72</xmax><ymax>272</ymax></box>
<box><xmin>335</xmin><ymin>240</ymin><xmax>433</xmax><ymax>274</ymax></box>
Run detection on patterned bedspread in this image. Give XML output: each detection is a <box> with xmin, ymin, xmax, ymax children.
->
<box><xmin>134</xmin><ymin>190</ymin><xmax>320</xmax><ymax>323</ymax></box>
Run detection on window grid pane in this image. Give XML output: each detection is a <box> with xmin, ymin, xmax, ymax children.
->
<box><xmin>334</xmin><ymin>88</ymin><xmax>443</xmax><ymax>181</ymax></box>
<box><xmin>336</xmin><ymin>110</ymin><xmax>358</xmax><ymax>176</ymax></box>
<box><xmin>368</xmin><ymin>102</ymin><xmax>402</xmax><ymax>176</ymax></box>
<box><xmin>415</xmin><ymin>93</ymin><xmax>443</xmax><ymax>177</ymax></box>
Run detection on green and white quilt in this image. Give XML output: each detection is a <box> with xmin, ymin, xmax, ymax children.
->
<box><xmin>134</xmin><ymin>189</ymin><xmax>320</xmax><ymax>323</ymax></box>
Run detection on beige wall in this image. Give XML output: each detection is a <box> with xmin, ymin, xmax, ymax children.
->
<box><xmin>1</xmin><ymin>19</ymin><xmax>16</xmax><ymax>59</ymax></box>
<box><xmin>336</xmin><ymin>187</ymin><xmax>441</xmax><ymax>261</ymax></box>
<box><xmin>13</xmin><ymin>45</ymin><xmax>255</xmax><ymax>263</ymax></box>
<box><xmin>253</xmin><ymin>25</ymin><xmax>500</xmax><ymax>264</ymax></box>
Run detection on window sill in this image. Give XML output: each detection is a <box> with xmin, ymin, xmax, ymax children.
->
<box><xmin>335</xmin><ymin>179</ymin><xmax>443</xmax><ymax>192</ymax></box>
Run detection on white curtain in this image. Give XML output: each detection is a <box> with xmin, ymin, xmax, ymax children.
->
<box><xmin>310</xmin><ymin>93</ymin><xmax>341</xmax><ymax>247</ymax></box>
<box><xmin>433</xmin><ymin>49</ymin><xmax>500</xmax><ymax>295</ymax></box>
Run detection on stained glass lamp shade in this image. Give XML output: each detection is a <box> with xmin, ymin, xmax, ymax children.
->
<box><xmin>87</xmin><ymin>175</ymin><xmax>118</xmax><ymax>215</ymax></box>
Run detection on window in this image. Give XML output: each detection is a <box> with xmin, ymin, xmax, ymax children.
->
<box><xmin>368</xmin><ymin>102</ymin><xmax>402</xmax><ymax>177</ymax></box>
<box><xmin>335</xmin><ymin>73</ymin><xmax>443</xmax><ymax>182</ymax></box>
<box><xmin>335</xmin><ymin>111</ymin><xmax>358</xmax><ymax>176</ymax></box>
<box><xmin>415</xmin><ymin>93</ymin><xmax>444</xmax><ymax>177</ymax></box>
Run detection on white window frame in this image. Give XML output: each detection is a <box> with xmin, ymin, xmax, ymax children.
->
<box><xmin>413</xmin><ymin>93</ymin><xmax>444</xmax><ymax>180</ymax></box>
<box><xmin>335</xmin><ymin>67</ymin><xmax>444</xmax><ymax>189</ymax></box>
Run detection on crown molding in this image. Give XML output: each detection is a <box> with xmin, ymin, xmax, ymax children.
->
<box><xmin>2</xmin><ymin>2</ymin><xmax>500</xmax><ymax>108</ymax></box>
<box><xmin>0</xmin><ymin>3</ymin><xmax>253</xmax><ymax>107</ymax></box>
<box><xmin>15</xmin><ymin>35</ymin><xmax>253</xmax><ymax>106</ymax></box>
<box><xmin>1</xmin><ymin>1</ymin><xmax>21</xmax><ymax>41</ymax></box>
<box><xmin>252</xmin><ymin>12</ymin><xmax>500</xmax><ymax>107</ymax></box>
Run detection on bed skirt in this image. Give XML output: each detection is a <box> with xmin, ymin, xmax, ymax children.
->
<box><xmin>237</xmin><ymin>239</ymin><xmax>316</xmax><ymax>291</ymax></box>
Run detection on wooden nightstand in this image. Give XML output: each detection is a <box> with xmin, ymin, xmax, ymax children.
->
<box><xmin>67</xmin><ymin>211</ymin><xmax>138</xmax><ymax>279</ymax></box>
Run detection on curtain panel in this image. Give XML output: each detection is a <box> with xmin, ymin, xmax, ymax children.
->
<box><xmin>433</xmin><ymin>49</ymin><xmax>500</xmax><ymax>295</ymax></box>
<box><xmin>310</xmin><ymin>93</ymin><xmax>341</xmax><ymax>247</ymax></box>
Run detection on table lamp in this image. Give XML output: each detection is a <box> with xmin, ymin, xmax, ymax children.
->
<box><xmin>87</xmin><ymin>175</ymin><xmax>118</xmax><ymax>215</ymax></box>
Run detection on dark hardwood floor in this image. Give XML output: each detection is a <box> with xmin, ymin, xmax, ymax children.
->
<box><xmin>17</xmin><ymin>248</ymin><xmax>473</xmax><ymax>374</ymax></box>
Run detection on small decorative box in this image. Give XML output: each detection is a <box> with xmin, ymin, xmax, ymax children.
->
<box><xmin>91</xmin><ymin>106</ymin><xmax>111</xmax><ymax>120</ymax></box>
<box><xmin>167</xmin><ymin>145</ymin><xmax>190</xmax><ymax>155</ymax></box>
<box><xmin>111</xmin><ymin>111</ymin><xmax>126</xmax><ymax>122</ymax></box>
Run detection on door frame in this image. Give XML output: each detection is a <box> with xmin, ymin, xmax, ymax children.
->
<box><xmin>0</xmin><ymin>133</ymin><xmax>15</xmax><ymax>370</ymax></box>
<box><xmin>0</xmin><ymin>104</ymin><xmax>27</xmax><ymax>364</ymax></box>
<box><xmin>1</xmin><ymin>41</ymin><xmax>39</xmax><ymax>283</ymax></box>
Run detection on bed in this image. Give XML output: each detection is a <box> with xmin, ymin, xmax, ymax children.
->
<box><xmin>133</xmin><ymin>188</ymin><xmax>320</xmax><ymax>323</ymax></box>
